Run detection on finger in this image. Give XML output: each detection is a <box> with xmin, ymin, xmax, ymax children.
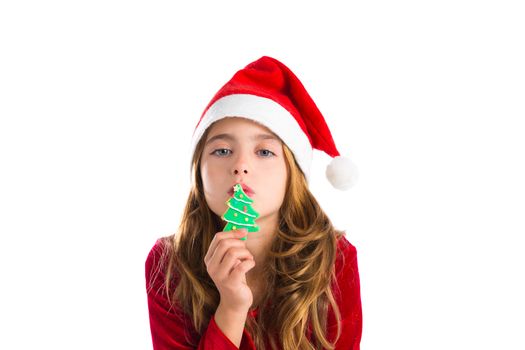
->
<box><xmin>207</xmin><ymin>236</ymin><xmax>247</xmax><ymax>269</ymax></box>
<box><xmin>222</xmin><ymin>247</ymin><xmax>252</xmax><ymax>263</ymax></box>
<box><xmin>215</xmin><ymin>248</ymin><xmax>254</xmax><ymax>279</ymax></box>
<box><xmin>205</xmin><ymin>229</ymin><xmax>246</xmax><ymax>263</ymax></box>
<box><xmin>230</xmin><ymin>259</ymin><xmax>256</xmax><ymax>284</ymax></box>
<box><xmin>233</xmin><ymin>259</ymin><xmax>241</xmax><ymax>269</ymax></box>
<box><xmin>205</xmin><ymin>229</ymin><xmax>247</xmax><ymax>264</ymax></box>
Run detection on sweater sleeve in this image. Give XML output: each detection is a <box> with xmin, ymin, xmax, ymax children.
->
<box><xmin>330</xmin><ymin>236</ymin><xmax>363</xmax><ymax>350</ymax></box>
<box><xmin>145</xmin><ymin>239</ymin><xmax>256</xmax><ymax>350</ymax></box>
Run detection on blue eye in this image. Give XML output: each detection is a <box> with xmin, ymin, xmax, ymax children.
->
<box><xmin>257</xmin><ymin>149</ymin><xmax>275</xmax><ymax>157</ymax></box>
<box><xmin>212</xmin><ymin>149</ymin><xmax>231</xmax><ymax>157</ymax></box>
<box><xmin>211</xmin><ymin>149</ymin><xmax>275</xmax><ymax>157</ymax></box>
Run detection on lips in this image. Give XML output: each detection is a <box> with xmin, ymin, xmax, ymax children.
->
<box><xmin>228</xmin><ymin>183</ymin><xmax>255</xmax><ymax>196</ymax></box>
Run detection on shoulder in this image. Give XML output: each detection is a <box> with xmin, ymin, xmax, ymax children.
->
<box><xmin>331</xmin><ymin>232</ymin><xmax>361</xmax><ymax>309</ymax></box>
<box><xmin>145</xmin><ymin>238</ymin><xmax>167</xmax><ymax>274</ymax></box>
<box><xmin>334</xmin><ymin>233</ymin><xmax>358</xmax><ymax>277</ymax></box>
<box><xmin>336</xmin><ymin>232</ymin><xmax>357</xmax><ymax>255</ymax></box>
<box><xmin>145</xmin><ymin>237</ymin><xmax>176</xmax><ymax>293</ymax></box>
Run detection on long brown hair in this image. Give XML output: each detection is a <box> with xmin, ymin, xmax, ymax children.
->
<box><xmin>152</xmin><ymin>123</ymin><xmax>345</xmax><ymax>349</ymax></box>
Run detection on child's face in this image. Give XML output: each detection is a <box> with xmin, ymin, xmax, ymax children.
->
<box><xmin>200</xmin><ymin>117</ymin><xmax>288</xmax><ymax>229</ymax></box>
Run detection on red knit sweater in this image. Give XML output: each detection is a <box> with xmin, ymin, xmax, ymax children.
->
<box><xmin>145</xmin><ymin>235</ymin><xmax>362</xmax><ymax>349</ymax></box>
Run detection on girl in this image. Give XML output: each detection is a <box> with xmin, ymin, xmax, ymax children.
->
<box><xmin>145</xmin><ymin>56</ymin><xmax>362</xmax><ymax>350</ymax></box>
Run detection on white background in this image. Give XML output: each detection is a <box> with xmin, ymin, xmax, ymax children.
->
<box><xmin>1</xmin><ymin>1</ymin><xmax>524</xmax><ymax>349</ymax></box>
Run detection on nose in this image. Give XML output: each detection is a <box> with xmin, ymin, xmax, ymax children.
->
<box><xmin>233</xmin><ymin>168</ymin><xmax>248</xmax><ymax>175</ymax></box>
<box><xmin>232</xmin><ymin>152</ymin><xmax>249</xmax><ymax>176</ymax></box>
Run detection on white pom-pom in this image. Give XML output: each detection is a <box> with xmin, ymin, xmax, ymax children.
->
<box><xmin>326</xmin><ymin>156</ymin><xmax>359</xmax><ymax>190</ymax></box>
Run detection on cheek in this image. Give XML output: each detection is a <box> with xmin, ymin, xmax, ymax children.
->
<box><xmin>200</xmin><ymin>162</ymin><xmax>217</xmax><ymax>191</ymax></box>
<box><xmin>200</xmin><ymin>164</ymin><xmax>225</xmax><ymax>216</ymax></box>
<box><xmin>201</xmin><ymin>157</ymin><xmax>226</xmax><ymax>175</ymax></box>
<box><xmin>258</xmin><ymin>161</ymin><xmax>287</xmax><ymax>203</ymax></box>
<box><xmin>201</xmin><ymin>158</ymin><xmax>221</xmax><ymax>176</ymax></box>
<box><xmin>269</xmin><ymin>169</ymin><xmax>287</xmax><ymax>191</ymax></box>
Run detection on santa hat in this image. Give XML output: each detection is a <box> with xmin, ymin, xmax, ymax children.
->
<box><xmin>189</xmin><ymin>56</ymin><xmax>358</xmax><ymax>190</ymax></box>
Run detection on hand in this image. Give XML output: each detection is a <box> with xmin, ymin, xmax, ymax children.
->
<box><xmin>204</xmin><ymin>229</ymin><xmax>255</xmax><ymax>313</ymax></box>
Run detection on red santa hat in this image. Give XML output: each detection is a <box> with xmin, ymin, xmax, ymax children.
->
<box><xmin>189</xmin><ymin>56</ymin><xmax>358</xmax><ymax>190</ymax></box>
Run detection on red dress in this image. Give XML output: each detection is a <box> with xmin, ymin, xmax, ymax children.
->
<box><xmin>145</xmin><ymin>235</ymin><xmax>362</xmax><ymax>349</ymax></box>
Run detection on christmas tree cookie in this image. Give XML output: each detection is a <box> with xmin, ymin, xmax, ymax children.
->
<box><xmin>222</xmin><ymin>183</ymin><xmax>260</xmax><ymax>240</ymax></box>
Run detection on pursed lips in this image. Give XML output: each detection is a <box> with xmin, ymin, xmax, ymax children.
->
<box><xmin>228</xmin><ymin>184</ymin><xmax>255</xmax><ymax>196</ymax></box>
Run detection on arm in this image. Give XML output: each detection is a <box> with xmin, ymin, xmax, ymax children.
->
<box><xmin>214</xmin><ymin>303</ymin><xmax>249</xmax><ymax>348</ymax></box>
<box><xmin>145</xmin><ymin>239</ymin><xmax>256</xmax><ymax>350</ymax></box>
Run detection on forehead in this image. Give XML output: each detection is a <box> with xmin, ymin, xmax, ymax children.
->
<box><xmin>205</xmin><ymin>117</ymin><xmax>282</xmax><ymax>143</ymax></box>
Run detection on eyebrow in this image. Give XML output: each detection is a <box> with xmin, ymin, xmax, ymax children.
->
<box><xmin>205</xmin><ymin>133</ymin><xmax>281</xmax><ymax>146</ymax></box>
